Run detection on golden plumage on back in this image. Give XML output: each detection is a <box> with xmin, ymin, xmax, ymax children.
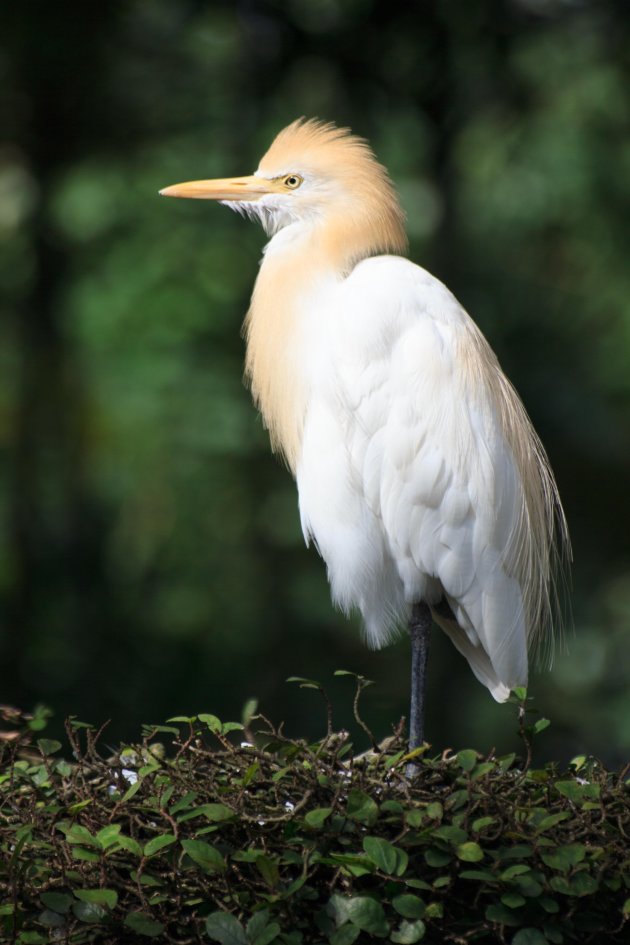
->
<box><xmin>160</xmin><ymin>118</ymin><xmax>570</xmax><ymax>758</ymax></box>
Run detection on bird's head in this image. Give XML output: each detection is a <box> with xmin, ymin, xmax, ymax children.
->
<box><xmin>160</xmin><ymin>118</ymin><xmax>407</xmax><ymax>261</ymax></box>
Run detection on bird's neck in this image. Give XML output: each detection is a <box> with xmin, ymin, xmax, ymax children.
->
<box><xmin>243</xmin><ymin>220</ymin><xmax>355</xmax><ymax>473</ymax></box>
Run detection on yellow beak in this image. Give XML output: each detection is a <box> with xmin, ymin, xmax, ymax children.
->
<box><xmin>159</xmin><ymin>174</ymin><xmax>276</xmax><ymax>201</ymax></box>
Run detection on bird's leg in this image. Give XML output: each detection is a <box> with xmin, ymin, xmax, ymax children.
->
<box><xmin>407</xmin><ymin>601</ymin><xmax>432</xmax><ymax>774</ymax></box>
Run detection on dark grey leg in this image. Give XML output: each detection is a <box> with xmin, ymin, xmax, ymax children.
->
<box><xmin>407</xmin><ymin>602</ymin><xmax>432</xmax><ymax>770</ymax></box>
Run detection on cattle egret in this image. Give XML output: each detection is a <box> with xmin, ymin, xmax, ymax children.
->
<box><xmin>161</xmin><ymin>119</ymin><xmax>569</xmax><ymax>752</ymax></box>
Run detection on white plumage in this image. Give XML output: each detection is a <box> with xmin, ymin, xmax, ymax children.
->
<box><xmin>161</xmin><ymin>118</ymin><xmax>569</xmax><ymax>741</ymax></box>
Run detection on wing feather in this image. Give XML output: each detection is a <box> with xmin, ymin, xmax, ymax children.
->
<box><xmin>319</xmin><ymin>255</ymin><xmax>570</xmax><ymax>696</ymax></box>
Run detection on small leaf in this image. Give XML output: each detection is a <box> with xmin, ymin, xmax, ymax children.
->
<box><xmin>485</xmin><ymin>903</ymin><xmax>521</xmax><ymax>926</ymax></box>
<box><xmin>74</xmin><ymin>889</ymin><xmax>118</xmax><ymax>910</ymax></box>
<box><xmin>305</xmin><ymin>807</ymin><xmax>333</xmax><ymax>829</ymax></box>
<box><xmin>501</xmin><ymin>893</ymin><xmax>526</xmax><ymax>908</ymax></box>
<box><xmin>72</xmin><ymin>901</ymin><xmax>107</xmax><ymax>923</ymax></box>
<box><xmin>434</xmin><ymin>825</ymin><xmax>467</xmax><ymax>844</ymax></box>
<box><xmin>424</xmin><ymin>802</ymin><xmax>443</xmax><ymax>820</ymax></box>
<box><xmin>390</xmin><ymin>919</ymin><xmax>426</xmax><ymax>944</ymax></box>
<box><xmin>253</xmin><ymin>924</ymin><xmax>281</xmax><ymax>945</ymax></box>
<box><xmin>182</xmin><ymin>838</ymin><xmax>225</xmax><ymax>873</ymax></box>
<box><xmin>144</xmin><ymin>834</ymin><xmax>177</xmax><ymax>857</ymax></box>
<box><xmin>56</xmin><ymin>822</ymin><xmax>99</xmax><ymax>847</ymax></box>
<box><xmin>170</xmin><ymin>791</ymin><xmax>198</xmax><ymax>814</ymax></box>
<box><xmin>205</xmin><ymin>911</ymin><xmax>248</xmax><ymax>945</ymax></box>
<box><xmin>246</xmin><ymin>910</ymin><xmax>270</xmax><ymax>939</ymax></box>
<box><xmin>554</xmin><ymin>780</ymin><xmax>584</xmax><ymax>802</ymax></box>
<box><xmin>256</xmin><ymin>855</ymin><xmax>280</xmax><ymax>888</ymax></box>
<box><xmin>345</xmin><ymin>896</ymin><xmax>388</xmax><ymax>935</ymax></box>
<box><xmin>40</xmin><ymin>893</ymin><xmax>72</xmax><ymax>914</ymax></box>
<box><xmin>37</xmin><ymin>739</ymin><xmax>62</xmax><ymax>756</ymax></box>
<box><xmin>124</xmin><ymin>912</ymin><xmax>165</xmax><ymax>938</ymax></box>
<box><xmin>114</xmin><ymin>835</ymin><xmax>142</xmax><ymax>856</ymax></box>
<box><xmin>72</xmin><ymin>846</ymin><xmax>101</xmax><ymax>862</ymax></box>
<box><xmin>456</xmin><ymin>749</ymin><xmax>477</xmax><ymax>772</ymax></box>
<box><xmin>512</xmin><ymin>930</ymin><xmax>549</xmax><ymax>945</ymax></box>
<box><xmin>197</xmin><ymin>803</ymin><xmax>234</xmax><ymax>822</ymax></box>
<box><xmin>199</xmin><ymin>713</ymin><xmax>222</xmax><ymax>732</ymax></box>
<box><xmin>362</xmin><ymin>836</ymin><xmax>408</xmax><ymax>876</ymax></box>
<box><xmin>540</xmin><ymin>844</ymin><xmax>586</xmax><ymax>872</ymax></box>
<box><xmin>424</xmin><ymin>848</ymin><xmax>451</xmax><ymax>867</ymax></box>
<box><xmin>330</xmin><ymin>926</ymin><xmax>360</xmax><ymax>945</ymax></box>
<box><xmin>96</xmin><ymin>824</ymin><xmax>122</xmax><ymax>849</ymax></box>
<box><xmin>392</xmin><ymin>895</ymin><xmax>425</xmax><ymax>919</ymax></box>
<box><xmin>346</xmin><ymin>790</ymin><xmax>378</xmax><ymax>825</ymax></box>
<box><xmin>456</xmin><ymin>842</ymin><xmax>484</xmax><ymax>863</ymax></box>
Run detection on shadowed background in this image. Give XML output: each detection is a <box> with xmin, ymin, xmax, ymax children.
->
<box><xmin>1</xmin><ymin>0</ymin><xmax>629</xmax><ymax>763</ymax></box>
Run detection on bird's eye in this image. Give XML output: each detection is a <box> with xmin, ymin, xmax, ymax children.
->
<box><xmin>283</xmin><ymin>174</ymin><xmax>303</xmax><ymax>189</ymax></box>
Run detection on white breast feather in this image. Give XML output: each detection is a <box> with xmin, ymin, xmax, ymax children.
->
<box><xmin>297</xmin><ymin>255</ymin><xmax>565</xmax><ymax>702</ymax></box>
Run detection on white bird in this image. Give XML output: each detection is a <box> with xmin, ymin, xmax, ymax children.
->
<box><xmin>160</xmin><ymin>119</ymin><xmax>569</xmax><ymax>751</ymax></box>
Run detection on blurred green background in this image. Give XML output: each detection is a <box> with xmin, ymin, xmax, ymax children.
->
<box><xmin>1</xmin><ymin>0</ymin><xmax>629</xmax><ymax>763</ymax></box>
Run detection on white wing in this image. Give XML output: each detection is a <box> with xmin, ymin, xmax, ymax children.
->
<box><xmin>297</xmin><ymin>255</ymin><xmax>565</xmax><ymax>701</ymax></box>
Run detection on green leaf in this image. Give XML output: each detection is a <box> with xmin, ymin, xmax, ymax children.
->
<box><xmin>392</xmin><ymin>895</ymin><xmax>425</xmax><ymax>919</ymax></box>
<box><xmin>114</xmin><ymin>834</ymin><xmax>142</xmax><ymax>856</ymax></box>
<box><xmin>456</xmin><ymin>749</ymin><xmax>477</xmax><ymax>771</ymax></box>
<box><xmin>623</xmin><ymin>898</ymin><xmax>630</xmax><ymax>917</ymax></box>
<box><xmin>38</xmin><ymin>909</ymin><xmax>66</xmax><ymax>929</ymax></box>
<box><xmin>205</xmin><ymin>911</ymin><xmax>248</xmax><ymax>945</ymax></box>
<box><xmin>182</xmin><ymin>838</ymin><xmax>225</xmax><ymax>873</ymax></box>
<box><xmin>540</xmin><ymin>844</ymin><xmax>586</xmax><ymax>872</ymax></box>
<box><xmin>363</xmin><ymin>836</ymin><xmax>408</xmax><ymax>875</ymax></box>
<box><xmin>345</xmin><ymin>896</ymin><xmax>388</xmax><ymax>935</ymax></box>
<box><xmin>170</xmin><ymin>791</ymin><xmax>198</xmax><ymax>814</ymax></box>
<box><xmin>434</xmin><ymin>825</ymin><xmax>467</xmax><ymax>845</ymax></box>
<box><xmin>74</xmin><ymin>889</ymin><xmax>118</xmax><ymax>910</ymax></box>
<box><xmin>330</xmin><ymin>926</ymin><xmax>360</xmax><ymax>945</ymax></box>
<box><xmin>501</xmin><ymin>892</ymin><xmax>526</xmax><ymax>908</ymax></box>
<box><xmin>56</xmin><ymin>822</ymin><xmax>99</xmax><ymax>847</ymax></box>
<box><xmin>37</xmin><ymin>739</ymin><xmax>62</xmax><ymax>755</ymax></box>
<box><xmin>512</xmin><ymin>930</ymin><xmax>550</xmax><ymax>945</ymax></box>
<box><xmin>40</xmin><ymin>892</ymin><xmax>72</xmax><ymax>914</ymax></box>
<box><xmin>424</xmin><ymin>802</ymin><xmax>443</xmax><ymax>820</ymax></box>
<box><xmin>424</xmin><ymin>848</ymin><xmax>451</xmax><ymax>867</ymax></box>
<box><xmin>305</xmin><ymin>807</ymin><xmax>333</xmax><ymax>829</ymax></box>
<box><xmin>252</xmin><ymin>925</ymin><xmax>281</xmax><ymax>945</ymax></box>
<box><xmin>456</xmin><ymin>841</ymin><xmax>484</xmax><ymax>862</ymax></box>
<box><xmin>535</xmin><ymin>813</ymin><xmax>570</xmax><ymax>832</ymax></box>
<box><xmin>472</xmin><ymin>816</ymin><xmax>496</xmax><ymax>832</ymax></box>
<box><xmin>122</xmin><ymin>779</ymin><xmax>143</xmax><ymax>803</ymax></box>
<box><xmin>554</xmin><ymin>780</ymin><xmax>583</xmax><ymax>801</ymax></box>
<box><xmin>124</xmin><ymin>912</ymin><xmax>165</xmax><ymax>937</ymax></box>
<box><xmin>246</xmin><ymin>910</ymin><xmax>270</xmax><ymax>939</ymax></box>
<box><xmin>390</xmin><ymin>919</ymin><xmax>425</xmax><ymax>944</ymax></box>
<box><xmin>72</xmin><ymin>846</ymin><xmax>101</xmax><ymax>862</ymax></box>
<box><xmin>144</xmin><ymin>834</ymin><xmax>177</xmax><ymax>857</ymax></box>
<box><xmin>199</xmin><ymin>713</ymin><xmax>222</xmax><ymax>732</ymax></box>
<box><xmin>256</xmin><ymin>855</ymin><xmax>280</xmax><ymax>888</ymax></box>
<box><xmin>485</xmin><ymin>903</ymin><xmax>521</xmax><ymax>926</ymax></box>
<box><xmin>96</xmin><ymin>824</ymin><xmax>122</xmax><ymax>849</ymax></box>
<box><xmin>346</xmin><ymin>790</ymin><xmax>378</xmax><ymax>825</ymax></box>
<box><xmin>72</xmin><ymin>901</ymin><xmax>107</xmax><ymax>923</ymax></box>
<box><xmin>18</xmin><ymin>933</ymin><xmax>48</xmax><ymax>944</ymax></box>
<box><xmin>197</xmin><ymin>803</ymin><xmax>235</xmax><ymax>822</ymax></box>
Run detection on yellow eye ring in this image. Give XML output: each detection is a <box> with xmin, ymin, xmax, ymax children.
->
<box><xmin>283</xmin><ymin>174</ymin><xmax>303</xmax><ymax>189</ymax></box>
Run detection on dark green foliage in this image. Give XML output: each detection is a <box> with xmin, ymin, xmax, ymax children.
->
<box><xmin>1</xmin><ymin>701</ymin><xmax>629</xmax><ymax>944</ymax></box>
